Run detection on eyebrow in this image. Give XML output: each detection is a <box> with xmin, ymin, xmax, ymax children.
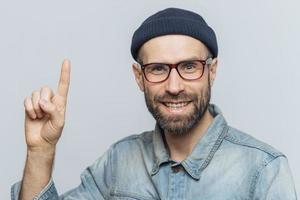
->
<box><xmin>181</xmin><ymin>56</ymin><xmax>204</xmax><ymax>61</ymax></box>
<box><xmin>144</xmin><ymin>56</ymin><xmax>205</xmax><ymax>65</ymax></box>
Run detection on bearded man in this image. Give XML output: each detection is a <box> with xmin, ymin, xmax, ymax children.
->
<box><xmin>12</xmin><ymin>7</ymin><xmax>297</xmax><ymax>200</ymax></box>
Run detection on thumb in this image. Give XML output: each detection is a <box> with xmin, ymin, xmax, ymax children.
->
<box><xmin>39</xmin><ymin>99</ymin><xmax>63</xmax><ymax>128</ymax></box>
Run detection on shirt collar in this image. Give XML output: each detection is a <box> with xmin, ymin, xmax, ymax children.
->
<box><xmin>151</xmin><ymin>104</ymin><xmax>229</xmax><ymax>180</ymax></box>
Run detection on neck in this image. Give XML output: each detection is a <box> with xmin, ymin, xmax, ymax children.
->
<box><xmin>163</xmin><ymin>109</ymin><xmax>214</xmax><ymax>162</ymax></box>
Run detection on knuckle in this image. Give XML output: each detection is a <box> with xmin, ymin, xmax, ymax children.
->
<box><xmin>33</xmin><ymin>105</ymin><xmax>41</xmax><ymax>112</ymax></box>
<box><xmin>24</xmin><ymin>97</ymin><xmax>29</xmax><ymax>105</ymax></box>
<box><xmin>24</xmin><ymin>105</ymin><xmax>29</xmax><ymax>111</ymax></box>
<box><xmin>24</xmin><ymin>99</ymin><xmax>32</xmax><ymax>109</ymax></box>
<box><xmin>41</xmin><ymin>85</ymin><xmax>51</xmax><ymax>91</ymax></box>
<box><xmin>33</xmin><ymin>104</ymin><xmax>40</xmax><ymax>110</ymax></box>
<box><xmin>32</xmin><ymin>90</ymin><xmax>39</xmax><ymax>97</ymax></box>
<box><xmin>27</xmin><ymin>107</ymin><xmax>34</xmax><ymax>113</ymax></box>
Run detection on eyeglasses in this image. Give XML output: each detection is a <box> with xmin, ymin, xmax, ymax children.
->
<box><xmin>140</xmin><ymin>58</ymin><xmax>213</xmax><ymax>83</ymax></box>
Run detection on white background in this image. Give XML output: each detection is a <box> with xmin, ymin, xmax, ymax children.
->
<box><xmin>0</xmin><ymin>0</ymin><xmax>299</xmax><ymax>199</ymax></box>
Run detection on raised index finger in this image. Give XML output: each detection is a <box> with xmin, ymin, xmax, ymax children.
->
<box><xmin>57</xmin><ymin>59</ymin><xmax>71</xmax><ymax>98</ymax></box>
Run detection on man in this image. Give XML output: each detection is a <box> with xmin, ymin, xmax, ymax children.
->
<box><xmin>12</xmin><ymin>7</ymin><xmax>297</xmax><ymax>200</ymax></box>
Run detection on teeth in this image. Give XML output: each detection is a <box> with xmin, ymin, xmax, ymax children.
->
<box><xmin>165</xmin><ymin>102</ymin><xmax>189</xmax><ymax>108</ymax></box>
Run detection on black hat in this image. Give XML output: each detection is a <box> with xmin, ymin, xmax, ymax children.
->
<box><xmin>131</xmin><ymin>7</ymin><xmax>218</xmax><ymax>61</ymax></box>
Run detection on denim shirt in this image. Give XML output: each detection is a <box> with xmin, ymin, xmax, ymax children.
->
<box><xmin>11</xmin><ymin>104</ymin><xmax>297</xmax><ymax>200</ymax></box>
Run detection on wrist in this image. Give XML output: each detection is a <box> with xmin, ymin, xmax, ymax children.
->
<box><xmin>27</xmin><ymin>146</ymin><xmax>56</xmax><ymax>157</ymax></box>
<box><xmin>26</xmin><ymin>147</ymin><xmax>56</xmax><ymax>174</ymax></box>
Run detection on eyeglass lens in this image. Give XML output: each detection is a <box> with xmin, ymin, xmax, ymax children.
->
<box><xmin>144</xmin><ymin>60</ymin><xmax>205</xmax><ymax>82</ymax></box>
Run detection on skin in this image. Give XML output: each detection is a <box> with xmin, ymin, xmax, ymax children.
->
<box><xmin>20</xmin><ymin>59</ymin><xmax>71</xmax><ymax>200</ymax></box>
<box><xmin>19</xmin><ymin>35</ymin><xmax>217</xmax><ymax>199</ymax></box>
<box><xmin>132</xmin><ymin>35</ymin><xmax>218</xmax><ymax>161</ymax></box>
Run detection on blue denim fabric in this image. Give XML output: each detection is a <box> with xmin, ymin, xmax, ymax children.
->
<box><xmin>11</xmin><ymin>104</ymin><xmax>297</xmax><ymax>199</ymax></box>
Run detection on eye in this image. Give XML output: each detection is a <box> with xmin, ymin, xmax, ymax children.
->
<box><xmin>152</xmin><ymin>65</ymin><xmax>165</xmax><ymax>71</ymax></box>
<box><xmin>146</xmin><ymin>64</ymin><xmax>168</xmax><ymax>75</ymax></box>
<box><xmin>180</xmin><ymin>61</ymin><xmax>198</xmax><ymax>72</ymax></box>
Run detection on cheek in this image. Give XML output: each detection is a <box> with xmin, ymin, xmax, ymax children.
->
<box><xmin>187</xmin><ymin>80</ymin><xmax>210</xmax><ymax>98</ymax></box>
<box><xmin>144</xmin><ymin>85</ymin><xmax>163</xmax><ymax>101</ymax></box>
<box><xmin>191</xmin><ymin>75</ymin><xmax>210</xmax><ymax>89</ymax></box>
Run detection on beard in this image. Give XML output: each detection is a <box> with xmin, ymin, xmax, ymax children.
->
<box><xmin>144</xmin><ymin>78</ymin><xmax>211</xmax><ymax>136</ymax></box>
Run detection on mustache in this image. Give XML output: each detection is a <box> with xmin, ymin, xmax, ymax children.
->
<box><xmin>154</xmin><ymin>92</ymin><xmax>197</xmax><ymax>102</ymax></box>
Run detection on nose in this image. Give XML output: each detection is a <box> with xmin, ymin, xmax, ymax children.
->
<box><xmin>165</xmin><ymin>69</ymin><xmax>184</xmax><ymax>95</ymax></box>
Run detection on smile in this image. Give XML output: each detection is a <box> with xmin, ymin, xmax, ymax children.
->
<box><xmin>164</xmin><ymin>102</ymin><xmax>190</xmax><ymax>109</ymax></box>
<box><xmin>161</xmin><ymin>101</ymin><xmax>191</xmax><ymax>112</ymax></box>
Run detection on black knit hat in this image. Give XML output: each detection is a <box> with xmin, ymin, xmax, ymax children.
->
<box><xmin>131</xmin><ymin>8</ymin><xmax>218</xmax><ymax>61</ymax></box>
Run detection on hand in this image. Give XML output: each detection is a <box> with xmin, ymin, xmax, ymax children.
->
<box><xmin>24</xmin><ymin>59</ymin><xmax>71</xmax><ymax>151</ymax></box>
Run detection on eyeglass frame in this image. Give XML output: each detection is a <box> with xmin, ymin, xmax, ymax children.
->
<box><xmin>139</xmin><ymin>57</ymin><xmax>213</xmax><ymax>83</ymax></box>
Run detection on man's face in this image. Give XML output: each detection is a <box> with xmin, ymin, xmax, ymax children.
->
<box><xmin>133</xmin><ymin>35</ymin><xmax>217</xmax><ymax>135</ymax></box>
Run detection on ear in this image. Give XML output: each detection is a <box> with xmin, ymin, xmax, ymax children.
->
<box><xmin>209</xmin><ymin>58</ymin><xmax>218</xmax><ymax>86</ymax></box>
<box><xmin>132</xmin><ymin>63</ymin><xmax>145</xmax><ymax>92</ymax></box>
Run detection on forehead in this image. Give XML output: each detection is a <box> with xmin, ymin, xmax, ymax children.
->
<box><xmin>138</xmin><ymin>35</ymin><xmax>209</xmax><ymax>64</ymax></box>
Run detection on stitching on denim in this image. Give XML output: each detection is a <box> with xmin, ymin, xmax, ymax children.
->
<box><xmin>113</xmin><ymin>131</ymin><xmax>151</xmax><ymax>147</ymax></box>
<box><xmin>198</xmin><ymin>125</ymin><xmax>229</xmax><ymax>173</ymax></box>
<box><xmin>111</xmin><ymin>189</ymin><xmax>159</xmax><ymax>200</ymax></box>
<box><xmin>181</xmin><ymin>161</ymin><xmax>200</xmax><ymax>180</ymax></box>
<box><xmin>33</xmin><ymin>180</ymin><xmax>57</xmax><ymax>200</ymax></box>
<box><xmin>224</xmin><ymin>133</ymin><xmax>284</xmax><ymax>158</ymax></box>
<box><xmin>248</xmin><ymin>155</ymin><xmax>284</xmax><ymax>200</ymax></box>
<box><xmin>85</xmin><ymin>167</ymin><xmax>109</xmax><ymax>200</ymax></box>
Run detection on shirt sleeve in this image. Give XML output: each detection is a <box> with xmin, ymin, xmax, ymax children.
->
<box><xmin>252</xmin><ymin>155</ymin><xmax>297</xmax><ymax>200</ymax></box>
<box><xmin>11</xmin><ymin>147</ymin><xmax>113</xmax><ymax>200</ymax></box>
